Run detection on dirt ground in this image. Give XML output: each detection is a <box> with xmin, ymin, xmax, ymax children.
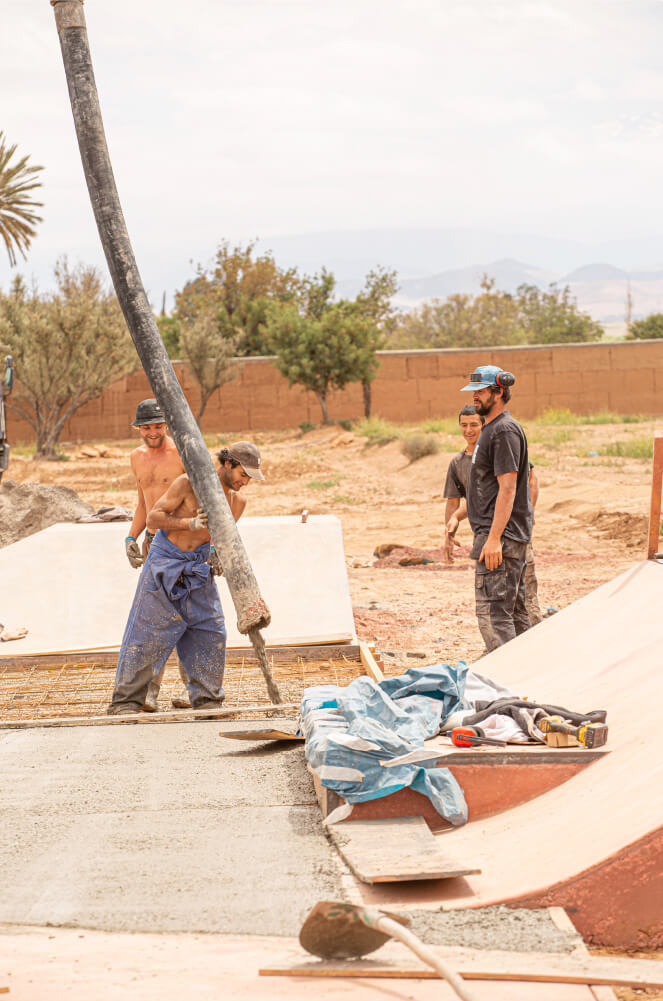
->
<box><xmin>5</xmin><ymin>415</ymin><xmax>657</xmax><ymax>673</ymax></box>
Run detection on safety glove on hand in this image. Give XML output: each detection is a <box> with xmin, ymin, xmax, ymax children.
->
<box><xmin>189</xmin><ymin>508</ymin><xmax>208</xmax><ymax>532</ymax></box>
<box><xmin>125</xmin><ymin>536</ymin><xmax>144</xmax><ymax>568</ymax></box>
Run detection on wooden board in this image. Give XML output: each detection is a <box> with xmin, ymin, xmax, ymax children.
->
<box><xmin>0</xmin><ymin>516</ymin><xmax>356</xmax><ymax>657</ymax></box>
<box><xmin>259</xmin><ymin>943</ymin><xmax>663</xmax><ymax>988</ymax></box>
<box><xmin>0</xmin><ymin>701</ymin><xmax>300</xmax><ymax>729</ymax></box>
<box><xmin>326</xmin><ymin>817</ymin><xmax>481</xmax><ymax>883</ymax></box>
<box><xmin>219</xmin><ymin>726</ymin><xmax>303</xmax><ymax>742</ymax></box>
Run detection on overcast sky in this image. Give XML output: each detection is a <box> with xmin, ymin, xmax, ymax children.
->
<box><xmin>2</xmin><ymin>0</ymin><xmax>663</xmax><ymax>302</ymax></box>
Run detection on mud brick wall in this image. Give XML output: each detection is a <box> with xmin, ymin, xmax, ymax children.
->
<box><xmin>7</xmin><ymin>339</ymin><xmax>663</xmax><ymax>443</ymax></box>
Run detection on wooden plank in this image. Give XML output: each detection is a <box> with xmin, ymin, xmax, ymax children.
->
<box><xmin>0</xmin><ymin>642</ymin><xmax>360</xmax><ymax>669</ymax></box>
<box><xmin>359</xmin><ymin>642</ymin><xmax>384</xmax><ymax>683</ymax></box>
<box><xmin>0</xmin><ymin>702</ymin><xmax>300</xmax><ymax>729</ymax></box>
<box><xmin>648</xmin><ymin>431</ymin><xmax>663</xmax><ymax>559</ymax></box>
<box><xmin>326</xmin><ymin>817</ymin><xmax>481</xmax><ymax>883</ymax></box>
<box><xmin>258</xmin><ymin>943</ymin><xmax>663</xmax><ymax>987</ymax></box>
<box><xmin>219</xmin><ymin>726</ymin><xmax>304</xmax><ymax>742</ymax></box>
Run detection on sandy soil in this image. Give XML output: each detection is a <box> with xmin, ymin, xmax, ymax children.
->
<box><xmin>5</xmin><ymin>416</ymin><xmax>657</xmax><ymax>673</ymax></box>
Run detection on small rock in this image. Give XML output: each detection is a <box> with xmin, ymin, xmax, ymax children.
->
<box><xmin>78</xmin><ymin>446</ymin><xmax>100</xmax><ymax>459</ymax></box>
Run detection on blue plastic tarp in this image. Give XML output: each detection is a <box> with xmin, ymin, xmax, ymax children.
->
<box><xmin>302</xmin><ymin>663</ymin><xmax>469</xmax><ymax>826</ymax></box>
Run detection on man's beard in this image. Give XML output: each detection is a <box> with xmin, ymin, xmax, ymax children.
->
<box><xmin>476</xmin><ymin>394</ymin><xmax>496</xmax><ymax>417</ymax></box>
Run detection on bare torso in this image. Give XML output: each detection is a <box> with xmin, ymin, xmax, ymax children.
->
<box><xmin>131</xmin><ymin>437</ymin><xmax>185</xmax><ymax>518</ymax></box>
<box><xmin>147</xmin><ymin>472</ymin><xmax>246</xmax><ymax>552</ymax></box>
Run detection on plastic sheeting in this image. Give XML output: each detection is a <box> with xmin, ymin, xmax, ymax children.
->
<box><xmin>302</xmin><ymin>665</ymin><xmax>469</xmax><ymax>826</ymax></box>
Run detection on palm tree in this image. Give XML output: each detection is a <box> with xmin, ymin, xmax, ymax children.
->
<box><xmin>0</xmin><ymin>132</ymin><xmax>44</xmax><ymax>267</ymax></box>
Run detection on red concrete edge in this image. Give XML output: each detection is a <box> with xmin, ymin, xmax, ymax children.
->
<box><xmin>503</xmin><ymin>824</ymin><xmax>663</xmax><ymax>949</ymax></box>
<box><xmin>313</xmin><ymin>758</ymin><xmax>600</xmax><ymax>830</ymax></box>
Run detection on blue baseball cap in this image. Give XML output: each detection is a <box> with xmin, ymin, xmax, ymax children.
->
<box><xmin>461</xmin><ymin>365</ymin><xmax>508</xmax><ymax>391</ymax></box>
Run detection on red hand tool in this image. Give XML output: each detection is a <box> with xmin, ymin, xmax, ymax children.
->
<box><xmin>451</xmin><ymin>727</ymin><xmax>507</xmax><ymax>748</ymax></box>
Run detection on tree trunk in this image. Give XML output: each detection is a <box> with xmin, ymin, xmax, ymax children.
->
<box><xmin>195</xmin><ymin>388</ymin><xmax>212</xmax><ymax>428</ymax></box>
<box><xmin>362</xmin><ymin>379</ymin><xmax>372</xmax><ymax>418</ymax></box>
<box><xmin>315</xmin><ymin>390</ymin><xmax>330</xmax><ymax>424</ymax></box>
<box><xmin>50</xmin><ymin>0</ymin><xmax>269</xmax><ymax>636</ymax></box>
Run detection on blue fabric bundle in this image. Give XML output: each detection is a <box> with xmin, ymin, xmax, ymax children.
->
<box><xmin>302</xmin><ymin>663</ymin><xmax>469</xmax><ymax>826</ymax></box>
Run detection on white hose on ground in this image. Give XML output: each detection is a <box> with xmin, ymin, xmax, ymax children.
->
<box><xmin>370</xmin><ymin>912</ymin><xmax>482</xmax><ymax>1001</ymax></box>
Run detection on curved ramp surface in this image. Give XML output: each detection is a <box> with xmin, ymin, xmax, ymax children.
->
<box><xmin>360</xmin><ymin>561</ymin><xmax>663</xmax><ymax>948</ymax></box>
<box><xmin>0</xmin><ymin>515</ymin><xmax>355</xmax><ymax>655</ymax></box>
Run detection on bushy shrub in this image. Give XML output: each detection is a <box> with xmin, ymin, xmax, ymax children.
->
<box><xmin>400</xmin><ymin>433</ymin><xmax>440</xmax><ymax>463</ymax></box>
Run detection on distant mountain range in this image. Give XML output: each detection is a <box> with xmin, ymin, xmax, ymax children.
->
<box><xmin>391</xmin><ymin>258</ymin><xmax>663</xmax><ymax>323</ymax></box>
<box><xmin>257</xmin><ymin>228</ymin><xmax>663</xmax><ymax>326</ymax></box>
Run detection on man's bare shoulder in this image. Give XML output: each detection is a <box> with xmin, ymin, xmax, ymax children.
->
<box><xmin>231</xmin><ymin>492</ymin><xmax>247</xmax><ymax>520</ymax></box>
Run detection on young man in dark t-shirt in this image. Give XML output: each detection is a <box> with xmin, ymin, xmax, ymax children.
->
<box><xmin>443</xmin><ymin>405</ymin><xmax>484</xmax><ymax>562</ymax></box>
<box><xmin>461</xmin><ymin>364</ymin><xmax>533</xmax><ymax>652</ymax></box>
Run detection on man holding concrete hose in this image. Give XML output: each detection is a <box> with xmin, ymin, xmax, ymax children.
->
<box><xmin>460</xmin><ymin>365</ymin><xmax>533</xmax><ymax>652</ymax></box>
<box><xmin>108</xmin><ymin>440</ymin><xmax>264</xmax><ymax>715</ymax></box>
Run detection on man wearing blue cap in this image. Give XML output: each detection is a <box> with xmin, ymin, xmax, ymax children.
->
<box><xmin>461</xmin><ymin>365</ymin><xmax>532</xmax><ymax>652</ymax></box>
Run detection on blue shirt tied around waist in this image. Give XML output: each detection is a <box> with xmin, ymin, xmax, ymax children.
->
<box><xmin>148</xmin><ymin>529</ymin><xmax>212</xmax><ymax>600</ymax></box>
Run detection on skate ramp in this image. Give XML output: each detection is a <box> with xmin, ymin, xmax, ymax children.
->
<box><xmin>358</xmin><ymin>560</ymin><xmax>663</xmax><ymax>948</ymax></box>
<box><xmin>0</xmin><ymin>516</ymin><xmax>356</xmax><ymax>656</ymax></box>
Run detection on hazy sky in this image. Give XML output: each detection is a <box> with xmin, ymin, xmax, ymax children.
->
<box><xmin>2</xmin><ymin>0</ymin><xmax>663</xmax><ymax>301</ymax></box>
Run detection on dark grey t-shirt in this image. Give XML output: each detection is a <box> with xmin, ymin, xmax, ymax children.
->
<box><xmin>443</xmin><ymin>451</ymin><xmax>472</xmax><ymax>499</ymax></box>
<box><xmin>466</xmin><ymin>411</ymin><xmax>532</xmax><ymax>545</ymax></box>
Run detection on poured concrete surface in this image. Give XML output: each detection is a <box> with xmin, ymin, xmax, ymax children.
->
<box><xmin>0</xmin><ymin>515</ymin><xmax>356</xmax><ymax>656</ymax></box>
<box><xmin>0</xmin><ymin>722</ymin><xmax>344</xmax><ymax>935</ymax></box>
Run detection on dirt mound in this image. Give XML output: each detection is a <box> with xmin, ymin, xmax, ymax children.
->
<box><xmin>583</xmin><ymin>510</ymin><xmax>649</xmax><ymax>550</ymax></box>
<box><xmin>0</xmin><ymin>480</ymin><xmax>94</xmax><ymax>549</ymax></box>
<box><xmin>373</xmin><ymin>543</ymin><xmax>472</xmax><ymax>570</ymax></box>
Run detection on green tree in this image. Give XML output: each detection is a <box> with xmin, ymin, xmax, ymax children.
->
<box><xmin>0</xmin><ymin>133</ymin><xmax>44</xmax><ymax>267</ymax></box>
<box><xmin>174</xmin><ymin>240</ymin><xmax>300</xmax><ymax>357</ymax></box>
<box><xmin>353</xmin><ymin>267</ymin><xmax>398</xmax><ymax>416</ymax></box>
<box><xmin>0</xmin><ymin>260</ymin><xmax>135</xmax><ymax>456</ymax></box>
<box><xmin>389</xmin><ymin>276</ymin><xmax>602</xmax><ymax>348</ymax></box>
<box><xmin>626</xmin><ymin>313</ymin><xmax>663</xmax><ymax>340</ymax></box>
<box><xmin>516</xmin><ymin>283</ymin><xmax>603</xmax><ymax>343</ymax></box>
<box><xmin>267</xmin><ymin>266</ymin><xmax>399</xmax><ymax>423</ymax></box>
<box><xmin>390</xmin><ymin>276</ymin><xmax>523</xmax><ymax>349</ymax></box>
<box><xmin>179</xmin><ymin>309</ymin><xmax>240</xmax><ymax>427</ymax></box>
<box><xmin>266</xmin><ymin>296</ymin><xmax>367</xmax><ymax>425</ymax></box>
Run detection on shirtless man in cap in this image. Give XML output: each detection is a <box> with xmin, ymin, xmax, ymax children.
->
<box><xmin>124</xmin><ymin>399</ymin><xmax>185</xmax><ymax>568</ymax></box>
<box><xmin>124</xmin><ymin>399</ymin><xmax>187</xmax><ymax>709</ymax></box>
<box><xmin>107</xmin><ymin>442</ymin><xmax>264</xmax><ymax>715</ymax></box>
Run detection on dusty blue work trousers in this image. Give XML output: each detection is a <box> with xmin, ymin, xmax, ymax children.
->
<box><xmin>110</xmin><ymin>530</ymin><xmax>226</xmax><ymax>710</ymax></box>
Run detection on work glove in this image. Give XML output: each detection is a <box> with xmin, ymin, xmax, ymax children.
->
<box><xmin>208</xmin><ymin>545</ymin><xmax>223</xmax><ymax>576</ymax></box>
<box><xmin>125</xmin><ymin>536</ymin><xmax>143</xmax><ymax>568</ymax></box>
<box><xmin>189</xmin><ymin>508</ymin><xmax>208</xmax><ymax>532</ymax></box>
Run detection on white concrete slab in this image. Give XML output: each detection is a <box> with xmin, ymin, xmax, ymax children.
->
<box><xmin>0</xmin><ymin>516</ymin><xmax>355</xmax><ymax>656</ymax></box>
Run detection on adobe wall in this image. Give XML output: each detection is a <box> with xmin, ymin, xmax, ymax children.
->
<box><xmin>6</xmin><ymin>339</ymin><xmax>663</xmax><ymax>443</ymax></box>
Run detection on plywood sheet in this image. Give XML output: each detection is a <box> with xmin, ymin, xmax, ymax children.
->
<box><xmin>348</xmin><ymin>560</ymin><xmax>663</xmax><ymax>949</ymax></box>
<box><xmin>327</xmin><ymin>817</ymin><xmax>481</xmax><ymax>883</ymax></box>
<box><xmin>0</xmin><ymin>516</ymin><xmax>356</xmax><ymax>657</ymax></box>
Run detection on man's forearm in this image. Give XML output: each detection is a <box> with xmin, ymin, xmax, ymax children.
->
<box><xmin>147</xmin><ymin>510</ymin><xmax>193</xmax><ymax>533</ymax></box>
<box><xmin>488</xmin><ymin>484</ymin><xmax>516</xmax><ymax>541</ymax></box>
<box><xmin>444</xmin><ymin>498</ymin><xmax>460</xmax><ymax>524</ymax></box>
<box><xmin>129</xmin><ymin>511</ymin><xmax>146</xmax><ymax>540</ymax></box>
